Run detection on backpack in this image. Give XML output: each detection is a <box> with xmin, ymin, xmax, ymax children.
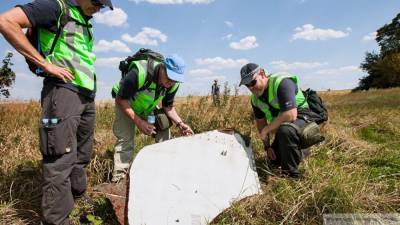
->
<box><xmin>119</xmin><ymin>48</ymin><xmax>164</xmax><ymax>91</ymax></box>
<box><xmin>25</xmin><ymin>0</ymin><xmax>70</xmax><ymax>77</ymax></box>
<box><xmin>300</xmin><ymin>88</ymin><xmax>328</xmax><ymax>124</ymax></box>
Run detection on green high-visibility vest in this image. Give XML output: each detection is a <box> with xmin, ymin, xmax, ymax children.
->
<box><xmin>251</xmin><ymin>73</ymin><xmax>308</xmax><ymax>123</ymax></box>
<box><xmin>39</xmin><ymin>0</ymin><xmax>96</xmax><ymax>91</ymax></box>
<box><xmin>112</xmin><ymin>60</ymin><xmax>179</xmax><ymax>118</ymax></box>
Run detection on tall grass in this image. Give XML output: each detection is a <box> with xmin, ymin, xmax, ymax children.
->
<box><xmin>0</xmin><ymin>88</ymin><xmax>399</xmax><ymax>224</ymax></box>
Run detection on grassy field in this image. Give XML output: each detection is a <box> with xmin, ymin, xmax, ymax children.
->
<box><xmin>0</xmin><ymin>88</ymin><xmax>399</xmax><ymax>224</ymax></box>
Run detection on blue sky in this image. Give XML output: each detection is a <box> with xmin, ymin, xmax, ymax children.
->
<box><xmin>1</xmin><ymin>0</ymin><xmax>399</xmax><ymax>100</ymax></box>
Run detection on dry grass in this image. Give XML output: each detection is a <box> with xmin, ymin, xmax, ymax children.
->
<box><xmin>0</xmin><ymin>88</ymin><xmax>399</xmax><ymax>224</ymax></box>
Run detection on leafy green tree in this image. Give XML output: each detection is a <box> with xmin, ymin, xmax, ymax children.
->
<box><xmin>376</xmin><ymin>13</ymin><xmax>400</xmax><ymax>57</ymax></box>
<box><xmin>0</xmin><ymin>52</ymin><xmax>16</xmax><ymax>98</ymax></box>
<box><xmin>355</xmin><ymin>13</ymin><xmax>400</xmax><ymax>91</ymax></box>
<box><xmin>373</xmin><ymin>53</ymin><xmax>400</xmax><ymax>88</ymax></box>
<box><xmin>355</xmin><ymin>52</ymin><xmax>380</xmax><ymax>91</ymax></box>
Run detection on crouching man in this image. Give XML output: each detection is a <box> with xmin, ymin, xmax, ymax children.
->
<box><xmin>239</xmin><ymin>63</ymin><xmax>314</xmax><ymax>178</ymax></box>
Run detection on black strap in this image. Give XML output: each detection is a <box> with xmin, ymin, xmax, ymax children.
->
<box><xmin>138</xmin><ymin>63</ymin><xmax>159</xmax><ymax>92</ymax></box>
<box><xmin>298</xmin><ymin>88</ymin><xmax>309</xmax><ymax>108</ymax></box>
<box><xmin>49</xmin><ymin>0</ymin><xmax>70</xmax><ymax>55</ymax></box>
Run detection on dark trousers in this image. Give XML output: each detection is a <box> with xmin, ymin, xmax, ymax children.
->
<box><xmin>39</xmin><ymin>85</ymin><xmax>95</xmax><ymax>225</ymax></box>
<box><xmin>271</xmin><ymin>118</ymin><xmax>306</xmax><ymax>177</ymax></box>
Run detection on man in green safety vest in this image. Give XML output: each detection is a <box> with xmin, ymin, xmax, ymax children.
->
<box><xmin>239</xmin><ymin>63</ymin><xmax>312</xmax><ymax>178</ymax></box>
<box><xmin>111</xmin><ymin>53</ymin><xmax>194</xmax><ymax>183</ymax></box>
<box><xmin>0</xmin><ymin>0</ymin><xmax>113</xmax><ymax>224</ymax></box>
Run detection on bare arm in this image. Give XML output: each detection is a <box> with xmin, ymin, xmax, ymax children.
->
<box><xmin>255</xmin><ymin>118</ymin><xmax>270</xmax><ymax>147</ymax></box>
<box><xmin>255</xmin><ymin>118</ymin><xmax>277</xmax><ymax>161</ymax></box>
<box><xmin>164</xmin><ymin>106</ymin><xmax>194</xmax><ymax>135</ymax></box>
<box><xmin>260</xmin><ymin>108</ymin><xmax>297</xmax><ymax>141</ymax></box>
<box><xmin>115</xmin><ymin>97</ymin><xmax>156</xmax><ymax>136</ymax></box>
<box><xmin>0</xmin><ymin>7</ymin><xmax>73</xmax><ymax>81</ymax></box>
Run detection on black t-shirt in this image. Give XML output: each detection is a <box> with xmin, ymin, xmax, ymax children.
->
<box><xmin>17</xmin><ymin>0</ymin><xmax>62</xmax><ymax>32</ymax></box>
<box><xmin>113</xmin><ymin>68</ymin><xmax>178</xmax><ymax>108</ymax></box>
<box><xmin>252</xmin><ymin>78</ymin><xmax>298</xmax><ymax>119</ymax></box>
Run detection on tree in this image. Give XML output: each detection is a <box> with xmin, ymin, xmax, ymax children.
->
<box><xmin>376</xmin><ymin>13</ymin><xmax>400</xmax><ymax>57</ymax></box>
<box><xmin>355</xmin><ymin>52</ymin><xmax>380</xmax><ymax>91</ymax></box>
<box><xmin>0</xmin><ymin>52</ymin><xmax>16</xmax><ymax>98</ymax></box>
<box><xmin>354</xmin><ymin>13</ymin><xmax>400</xmax><ymax>91</ymax></box>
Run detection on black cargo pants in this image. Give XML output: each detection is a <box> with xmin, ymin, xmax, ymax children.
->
<box><xmin>270</xmin><ymin>118</ymin><xmax>307</xmax><ymax>177</ymax></box>
<box><xmin>39</xmin><ymin>84</ymin><xmax>95</xmax><ymax>225</ymax></box>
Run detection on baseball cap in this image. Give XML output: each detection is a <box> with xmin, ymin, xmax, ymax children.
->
<box><xmin>98</xmin><ymin>0</ymin><xmax>114</xmax><ymax>10</ymax></box>
<box><xmin>239</xmin><ymin>63</ymin><xmax>260</xmax><ymax>86</ymax></box>
<box><xmin>164</xmin><ymin>54</ymin><xmax>185</xmax><ymax>83</ymax></box>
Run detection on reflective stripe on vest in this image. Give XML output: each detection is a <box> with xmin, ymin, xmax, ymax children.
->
<box><xmin>39</xmin><ymin>1</ymin><xmax>96</xmax><ymax>91</ymax></box>
<box><xmin>112</xmin><ymin>60</ymin><xmax>179</xmax><ymax>117</ymax></box>
<box><xmin>251</xmin><ymin>73</ymin><xmax>308</xmax><ymax>123</ymax></box>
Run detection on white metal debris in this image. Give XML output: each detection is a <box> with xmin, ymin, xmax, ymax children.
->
<box><xmin>128</xmin><ymin>130</ymin><xmax>262</xmax><ymax>225</ymax></box>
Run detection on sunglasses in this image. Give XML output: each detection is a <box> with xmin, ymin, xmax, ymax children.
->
<box><xmin>91</xmin><ymin>0</ymin><xmax>105</xmax><ymax>8</ymax></box>
<box><xmin>245</xmin><ymin>78</ymin><xmax>257</xmax><ymax>88</ymax></box>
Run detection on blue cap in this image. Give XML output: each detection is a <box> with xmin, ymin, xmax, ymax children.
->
<box><xmin>164</xmin><ymin>54</ymin><xmax>185</xmax><ymax>83</ymax></box>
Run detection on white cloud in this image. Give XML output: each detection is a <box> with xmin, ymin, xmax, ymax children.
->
<box><xmin>316</xmin><ymin>65</ymin><xmax>361</xmax><ymax>75</ymax></box>
<box><xmin>224</xmin><ymin>21</ymin><xmax>233</xmax><ymax>28</ymax></box>
<box><xmin>95</xmin><ymin>57</ymin><xmax>124</xmax><ymax>68</ymax></box>
<box><xmin>94</xmin><ymin>40</ymin><xmax>131</xmax><ymax>53</ymax></box>
<box><xmin>187</xmin><ymin>70</ymin><xmax>226</xmax><ymax>83</ymax></box>
<box><xmin>229</xmin><ymin>36</ymin><xmax>259</xmax><ymax>50</ymax></box>
<box><xmin>270</xmin><ymin>60</ymin><xmax>328</xmax><ymax>71</ymax></box>
<box><xmin>291</xmin><ymin>24</ymin><xmax>350</xmax><ymax>41</ymax></box>
<box><xmin>188</xmin><ymin>69</ymin><xmax>213</xmax><ymax>76</ymax></box>
<box><xmin>192</xmin><ymin>75</ymin><xmax>226</xmax><ymax>82</ymax></box>
<box><xmin>93</xmin><ymin>8</ymin><xmax>128</xmax><ymax>27</ymax></box>
<box><xmin>221</xmin><ymin>34</ymin><xmax>233</xmax><ymax>40</ymax></box>
<box><xmin>129</xmin><ymin>0</ymin><xmax>215</xmax><ymax>4</ymax></box>
<box><xmin>362</xmin><ymin>32</ymin><xmax>377</xmax><ymax>42</ymax></box>
<box><xmin>195</xmin><ymin>57</ymin><xmax>249</xmax><ymax>69</ymax></box>
<box><xmin>122</xmin><ymin>27</ymin><xmax>167</xmax><ymax>46</ymax></box>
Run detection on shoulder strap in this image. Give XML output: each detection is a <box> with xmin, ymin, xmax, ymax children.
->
<box><xmin>49</xmin><ymin>0</ymin><xmax>70</xmax><ymax>55</ymax></box>
<box><xmin>298</xmin><ymin>88</ymin><xmax>309</xmax><ymax>107</ymax></box>
<box><xmin>138</xmin><ymin>73</ymin><xmax>154</xmax><ymax>92</ymax></box>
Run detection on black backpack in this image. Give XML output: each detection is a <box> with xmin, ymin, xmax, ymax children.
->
<box><xmin>301</xmin><ymin>88</ymin><xmax>328</xmax><ymax>124</ymax></box>
<box><xmin>25</xmin><ymin>0</ymin><xmax>70</xmax><ymax>77</ymax></box>
<box><xmin>119</xmin><ymin>48</ymin><xmax>164</xmax><ymax>91</ymax></box>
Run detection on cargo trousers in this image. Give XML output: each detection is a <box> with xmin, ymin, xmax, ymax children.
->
<box><xmin>269</xmin><ymin>116</ymin><xmax>308</xmax><ymax>178</ymax></box>
<box><xmin>39</xmin><ymin>84</ymin><xmax>95</xmax><ymax>225</ymax></box>
<box><xmin>112</xmin><ymin>106</ymin><xmax>171</xmax><ymax>182</ymax></box>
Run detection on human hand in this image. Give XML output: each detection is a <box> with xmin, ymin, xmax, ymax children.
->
<box><xmin>136</xmin><ymin>118</ymin><xmax>157</xmax><ymax>136</ymax></box>
<box><xmin>43</xmin><ymin>62</ymin><xmax>74</xmax><ymax>83</ymax></box>
<box><xmin>178</xmin><ymin>122</ymin><xmax>194</xmax><ymax>136</ymax></box>
<box><xmin>260</xmin><ymin>127</ymin><xmax>269</xmax><ymax>142</ymax></box>
<box><xmin>266</xmin><ymin>147</ymin><xmax>276</xmax><ymax>161</ymax></box>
